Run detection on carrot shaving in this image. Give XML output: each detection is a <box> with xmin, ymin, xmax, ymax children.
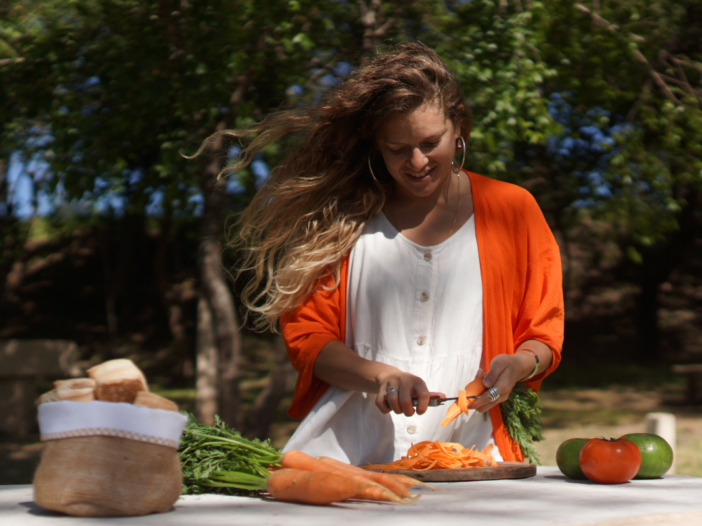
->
<box><xmin>439</xmin><ymin>404</ymin><xmax>462</xmax><ymax>427</ymax></box>
<box><xmin>363</xmin><ymin>441</ymin><xmax>500</xmax><ymax>472</ymax></box>
<box><xmin>457</xmin><ymin>390</ymin><xmax>468</xmax><ymax>414</ymax></box>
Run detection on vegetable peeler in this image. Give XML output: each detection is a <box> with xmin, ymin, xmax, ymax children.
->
<box><xmin>411</xmin><ymin>395</ymin><xmax>481</xmax><ymax>407</ymax></box>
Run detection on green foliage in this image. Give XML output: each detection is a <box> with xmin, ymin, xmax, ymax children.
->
<box><xmin>1</xmin><ymin>0</ymin><xmax>366</xmax><ymax>214</ymax></box>
<box><xmin>179</xmin><ymin>413</ymin><xmax>282</xmax><ymax>496</ymax></box>
<box><xmin>541</xmin><ymin>0</ymin><xmax>702</xmax><ymax>252</ymax></box>
<box><xmin>430</xmin><ymin>0</ymin><xmax>560</xmax><ymax>177</ymax></box>
<box><xmin>2</xmin><ymin>0</ymin><xmax>702</xmax><ymax>361</ymax></box>
<box><xmin>3</xmin><ymin>0</ymin><xmax>701</xmax><ymax>234</ymax></box>
<box><xmin>500</xmin><ymin>384</ymin><xmax>544</xmax><ymax>466</ymax></box>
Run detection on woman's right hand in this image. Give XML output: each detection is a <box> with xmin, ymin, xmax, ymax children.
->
<box><xmin>376</xmin><ymin>371</ymin><xmax>445</xmax><ymax>417</ymax></box>
<box><xmin>314</xmin><ymin>340</ymin><xmax>444</xmax><ymax>417</ymax></box>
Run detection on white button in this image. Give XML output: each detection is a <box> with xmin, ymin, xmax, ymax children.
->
<box><xmin>417</xmin><ymin>336</ymin><xmax>426</xmax><ymax>346</ymax></box>
<box><xmin>423</xmin><ymin>252</ymin><xmax>432</xmax><ymax>262</ymax></box>
<box><xmin>420</xmin><ymin>292</ymin><xmax>429</xmax><ymax>302</ymax></box>
<box><xmin>407</xmin><ymin>425</ymin><xmax>417</xmax><ymax>435</ymax></box>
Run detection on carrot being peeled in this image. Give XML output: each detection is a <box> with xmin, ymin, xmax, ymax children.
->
<box><xmin>440</xmin><ymin>377</ymin><xmax>487</xmax><ymax>427</ymax></box>
<box><xmin>464</xmin><ymin>377</ymin><xmax>486</xmax><ymax>398</ymax></box>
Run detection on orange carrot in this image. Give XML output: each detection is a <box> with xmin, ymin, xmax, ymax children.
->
<box><xmin>317</xmin><ymin>456</ymin><xmax>411</xmax><ymax>499</ymax></box>
<box><xmin>282</xmin><ymin>450</ymin><xmax>371</xmax><ymax>475</ymax></box>
<box><xmin>283</xmin><ymin>450</ymin><xmax>415</xmax><ymax>502</ymax></box>
<box><xmin>351</xmin><ymin>485</ymin><xmax>420</xmax><ymax>504</ymax></box>
<box><xmin>390</xmin><ymin>474</ymin><xmax>435</xmax><ymax>489</ymax></box>
<box><xmin>266</xmin><ymin>468</ymin><xmax>374</xmax><ymax>505</ymax></box>
<box><xmin>360</xmin><ymin>470</ymin><xmax>440</xmax><ymax>491</ymax></box>
<box><xmin>464</xmin><ymin>377</ymin><xmax>486</xmax><ymax>398</ymax></box>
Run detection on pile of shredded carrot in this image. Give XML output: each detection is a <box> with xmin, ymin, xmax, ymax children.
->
<box><xmin>364</xmin><ymin>441</ymin><xmax>499</xmax><ymax>471</ymax></box>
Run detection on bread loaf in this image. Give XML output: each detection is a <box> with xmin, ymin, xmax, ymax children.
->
<box><xmin>54</xmin><ymin>378</ymin><xmax>96</xmax><ymax>390</ymax></box>
<box><xmin>37</xmin><ymin>379</ymin><xmax>97</xmax><ymax>405</ymax></box>
<box><xmin>87</xmin><ymin>359</ymin><xmax>148</xmax><ymax>403</ymax></box>
<box><xmin>36</xmin><ymin>390</ymin><xmax>62</xmax><ymax>405</ymax></box>
<box><xmin>133</xmin><ymin>392</ymin><xmax>178</xmax><ymax>412</ymax></box>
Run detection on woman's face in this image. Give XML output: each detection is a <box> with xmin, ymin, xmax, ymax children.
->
<box><xmin>375</xmin><ymin>101</ymin><xmax>460</xmax><ymax>203</ymax></box>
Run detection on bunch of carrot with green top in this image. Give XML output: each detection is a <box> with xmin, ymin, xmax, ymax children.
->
<box><xmin>267</xmin><ymin>450</ymin><xmax>424</xmax><ymax>505</ymax></box>
<box><xmin>179</xmin><ymin>414</ymin><xmax>425</xmax><ymax>505</ymax></box>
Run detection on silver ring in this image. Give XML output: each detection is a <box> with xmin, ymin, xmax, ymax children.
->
<box><xmin>386</xmin><ymin>386</ymin><xmax>398</xmax><ymax>395</ymax></box>
<box><xmin>487</xmin><ymin>387</ymin><xmax>500</xmax><ymax>403</ymax></box>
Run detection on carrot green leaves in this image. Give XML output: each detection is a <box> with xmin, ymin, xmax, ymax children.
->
<box><xmin>179</xmin><ymin>414</ymin><xmax>282</xmax><ymax>496</ymax></box>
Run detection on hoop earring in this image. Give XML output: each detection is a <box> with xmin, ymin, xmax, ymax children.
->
<box><xmin>452</xmin><ymin>135</ymin><xmax>466</xmax><ymax>175</ymax></box>
<box><xmin>368</xmin><ymin>155</ymin><xmax>381</xmax><ymax>184</ymax></box>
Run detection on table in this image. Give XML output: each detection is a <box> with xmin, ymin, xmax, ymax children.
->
<box><xmin>2</xmin><ymin>468</ymin><xmax>702</xmax><ymax>526</ymax></box>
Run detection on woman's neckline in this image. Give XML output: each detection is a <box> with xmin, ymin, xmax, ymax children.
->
<box><xmin>381</xmin><ymin>170</ymin><xmax>476</xmax><ymax>247</ymax></box>
<box><xmin>379</xmin><ymin>210</ymin><xmax>475</xmax><ymax>250</ymax></box>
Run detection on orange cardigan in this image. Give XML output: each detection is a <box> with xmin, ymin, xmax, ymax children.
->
<box><xmin>280</xmin><ymin>171</ymin><xmax>564</xmax><ymax>462</ymax></box>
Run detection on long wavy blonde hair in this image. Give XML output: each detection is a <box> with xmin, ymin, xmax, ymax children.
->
<box><xmin>194</xmin><ymin>42</ymin><xmax>470</xmax><ymax>332</ymax></box>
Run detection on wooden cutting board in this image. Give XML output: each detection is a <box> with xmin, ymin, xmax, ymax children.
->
<box><xmin>366</xmin><ymin>461</ymin><xmax>536</xmax><ymax>482</ymax></box>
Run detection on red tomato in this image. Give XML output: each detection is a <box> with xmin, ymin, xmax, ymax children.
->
<box><xmin>579</xmin><ymin>438</ymin><xmax>642</xmax><ymax>484</ymax></box>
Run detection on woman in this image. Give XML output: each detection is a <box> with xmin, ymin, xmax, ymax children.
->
<box><xmin>203</xmin><ymin>42</ymin><xmax>563</xmax><ymax>465</ymax></box>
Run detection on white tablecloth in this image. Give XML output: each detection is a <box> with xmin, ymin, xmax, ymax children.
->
<box><xmin>2</xmin><ymin>467</ymin><xmax>702</xmax><ymax>526</ymax></box>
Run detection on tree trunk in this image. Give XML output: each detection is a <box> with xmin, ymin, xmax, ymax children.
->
<box><xmin>358</xmin><ymin>0</ymin><xmax>393</xmax><ymax>65</ymax></box>
<box><xmin>100</xmin><ymin>232</ymin><xmax>118</xmax><ymax>358</ymax></box>
<box><xmin>245</xmin><ymin>336</ymin><xmax>295</xmax><ymax>440</ymax></box>
<box><xmin>154</xmin><ymin>207</ymin><xmax>192</xmax><ymax>379</ymax></box>
<box><xmin>191</xmin><ymin>66</ymin><xmax>252</xmax><ymax>429</ymax></box>
<box><xmin>0</xmin><ymin>158</ymin><xmax>22</xmax><ymax>305</ymax></box>
<box><xmin>196</xmin><ymin>292</ymin><xmax>218</xmax><ymax>425</ymax></box>
<box><xmin>634</xmin><ymin>188</ymin><xmax>700</xmax><ymax>362</ymax></box>
<box><xmin>636</xmin><ymin>275</ymin><xmax>660</xmax><ymax>362</ymax></box>
<box><xmin>197</xmin><ymin>123</ymin><xmax>243</xmax><ymax>430</ymax></box>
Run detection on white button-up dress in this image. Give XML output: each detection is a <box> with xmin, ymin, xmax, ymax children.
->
<box><xmin>283</xmin><ymin>212</ymin><xmax>502</xmax><ymax>465</ymax></box>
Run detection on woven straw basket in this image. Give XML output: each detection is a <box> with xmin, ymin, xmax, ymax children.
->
<box><xmin>33</xmin><ymin>400</ymin><xmax>186</xmax><ymax>517</ymax></box>
<box><xmin>33</xmin><ymin>436</ymin><xmax>182</xmax><ymax>517</ymax></box>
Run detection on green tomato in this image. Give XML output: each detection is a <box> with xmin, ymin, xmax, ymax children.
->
<box><xmin>556</xmin><ymin>438</ymin><xmax>589</xmax><ymax>480</ymax></box>
<box><xmin>619</xmin><ymin>433</ymin><xmax>673</xmax><ymax>479</ymax></box>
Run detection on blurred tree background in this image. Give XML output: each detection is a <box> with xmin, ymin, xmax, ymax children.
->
<box><xmin>1</xmin><ymin>0</ymin><xmax>701</xmax><ymax>453</ymax></box>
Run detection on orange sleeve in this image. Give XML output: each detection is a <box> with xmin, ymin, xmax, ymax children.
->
<box><xmin>469</xmin><ymin>172</ymin><xmax>564</xmax><ymax>462</ymax></box>
<box><xmin>490</xmin><ymin>193</ymin><xmax>564</xmax><ymax>463</ymax></box>
<box><xmin>514</xmin><ymin>193</ymin><xmax>564</xmax><ymax>391</ymax></box>
<box><xmin>279</xmin><ymin>257</ymin><xmax>348</xmax><ymax>419</ymax></box>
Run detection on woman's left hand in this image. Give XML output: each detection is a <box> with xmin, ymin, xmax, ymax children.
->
<box><xmin>468</xmin><ymin>355</ymin><xmax>524</xmax><ymax>413</ymax></box>
<box><xmin>470</xmin><ymin>341</ymin><xmax>551</xmax><ymax>413</ymax></box>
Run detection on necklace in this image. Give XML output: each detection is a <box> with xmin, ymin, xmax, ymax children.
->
<box><xmin>385</xmin><ymin>171</ymin><xmax>462</xmax><ymax>239</ymax></box>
